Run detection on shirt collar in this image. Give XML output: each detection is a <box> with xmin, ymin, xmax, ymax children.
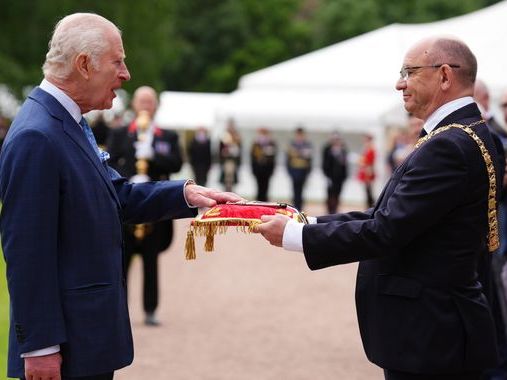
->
<box><xmin>39</xmin><ymin>79</ymin><xmax>82</xmax><ymax>123</ymax></box>
<box><xmin>423</xmin><ymin>96</ymin><xmax>475</xmax><ymax>134</ymax></box>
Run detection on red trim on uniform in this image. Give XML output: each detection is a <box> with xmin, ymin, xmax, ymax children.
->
<box><xmin>128</xmin><ymin>121</ymin><xmax>137</xmax><ymax>134</ymax></box>
<box><xmin>128</xmin><ymin>121</ymin><xmax>162</xmax><ymax>137</ymax></box>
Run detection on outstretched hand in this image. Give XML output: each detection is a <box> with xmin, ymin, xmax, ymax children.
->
<box><xmin>255</xmin><ymin>214</ymin><xmax>291</xmax><ymax>247</ymax></box>
<box><xmin>184</xmin><ymin>183</ymin><xmax>244</xmax><ymax>208</ymax></box>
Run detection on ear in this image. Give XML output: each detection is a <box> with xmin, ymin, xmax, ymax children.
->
<box><xmin>75</xmin><ymin>53</ymin><xmax>91</xmax><ymax>80</ymax></box>
<box><xmin>440</xmin><ymin>64</ymin><xmax>453</xmax><ymax>91</ymax></box>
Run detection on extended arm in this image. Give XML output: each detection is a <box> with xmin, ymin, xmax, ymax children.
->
<box><xmin>303</xmin><ymin>136</ymin><xmax>469</xmax><ymax>269</ymax></box>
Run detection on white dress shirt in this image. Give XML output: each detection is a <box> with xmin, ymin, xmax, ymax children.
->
<box><xmin>282</xmin><ymin>96</ymin><xmax>476</xmax><ymax>253</ymax></box>
<box><xmin>39</xmin><ymin>79</ymin><xmax>82</xmax><ymax>124</ymax></box>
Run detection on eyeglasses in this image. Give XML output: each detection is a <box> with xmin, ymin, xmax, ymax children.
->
<box><xmin>399</xmin><ymin>64</ymin><xmax>461</xmax><ymax>81</ymax></box>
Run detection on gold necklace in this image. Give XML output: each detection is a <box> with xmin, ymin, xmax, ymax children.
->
<box><xmin>414</xmin><ymin>120</ymin><xmax>499</xmax><ymax>252</ymax></box>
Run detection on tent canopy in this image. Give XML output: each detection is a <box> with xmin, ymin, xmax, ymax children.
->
<box><xmin>155</xmin><ymin>91</ymin><xmax>227</xmax><ymax>129</ymax></box>
<box><xmin>217</xmin><ymin>0</ymin><xmax>507</xmax><ymax>130</ymax></box>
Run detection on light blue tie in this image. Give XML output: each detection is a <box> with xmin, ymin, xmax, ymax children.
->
<box><xmin>79</xmin><ymin>117</ymin><xmax>110</xmax><ymax>162</ymax></box>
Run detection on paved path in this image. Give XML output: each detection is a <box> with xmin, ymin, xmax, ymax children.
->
<box><xmin>116</xmin><ymin>204</ymin><xmax>382</xmax><ymax>380</ymax></box>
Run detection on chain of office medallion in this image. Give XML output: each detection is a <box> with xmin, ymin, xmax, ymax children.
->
<box><xmin>414</xmin><ymin>120</ymin><xmax>499</xmax><ymax>252</ymax></box>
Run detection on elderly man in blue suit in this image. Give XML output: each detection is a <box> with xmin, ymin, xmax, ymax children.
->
<box><xmin>257</xmin><ymin>37</ymin><xmax>505</xmax><ymax>380</ymax></box>
<box><xmin>0</xmin><ymin>13</ymin><xmax>241</xmax><ymax>380</ymax></box>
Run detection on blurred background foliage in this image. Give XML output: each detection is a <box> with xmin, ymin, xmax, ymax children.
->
<box><xmin>0</xmin><ymin>0</ymin><xmax>501</xmax><ymax>97</ymax></box>
<box><xmin>0</xmin><ymin>0</ymin><xmax>502</xmax><ymax>376</ymax></box>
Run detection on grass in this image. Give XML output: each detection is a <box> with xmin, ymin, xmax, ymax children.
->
<box><xmin>0</xmin><ymin>253</ymin><xmax>10</xmax><ymax>379</ymax></box>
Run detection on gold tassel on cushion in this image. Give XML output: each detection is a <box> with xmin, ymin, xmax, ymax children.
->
<box><xmin>205</xmin><ymin>232</ymin><xmax>215</xmax><ymax>252</ymax></box>
<box><xmin>185</xmin><ymin>229</ymin><xmax>196</xmax><ymax>260</ymax></box>
<box><xmin>185</xmin><ymin>202</ymin><xmax>308</xmax><ymax>260</ymax></box>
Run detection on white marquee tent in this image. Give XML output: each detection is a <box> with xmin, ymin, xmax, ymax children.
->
<box><xmin>156</xmin><ymin>91</ymin><xmax>228</xmax><ymax>130</ymax></box>
<box><xmin>208</xmin><ymin>1</ymin><xmax>507</xmax><ymax>203</ymax></box>
<box><xmin>157</xmin><ymin>1</ymin><xmax>507</xmax><ymax>203</ymax></box>
<box><xmin>217</xmin><ymin>0</ymin><xmax>507</xmax><ymax>131</ymax></box>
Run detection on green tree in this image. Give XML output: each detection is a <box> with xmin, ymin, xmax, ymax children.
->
<box><xmin>311</xmin><ymin>0</ymin><xmax>499</xmax><ymax>47</ymax></box>
<box><xmin>0</xmin><ymin>0</ymin><xmax>175</xmax><ymax>96</ymax></box>
<box><xmin>162</xmin><ymin>0</ymin><xmax>312</xmax><ymax>92</ymax></box>
<box><xmin>0</xmin><ymin>0</ymin><xmax>503</xmax><ymax>97</ymax></box>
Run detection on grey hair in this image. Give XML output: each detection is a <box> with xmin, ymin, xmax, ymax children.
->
<box><xmin>42</xmin><ymin>13</ymin><xmax>120</xmax><ymax>80</ymax></box>
<box><xmin>428</xmin><ymin>38</ymin><xmax>477</xmax><ymax>86</ymax></box>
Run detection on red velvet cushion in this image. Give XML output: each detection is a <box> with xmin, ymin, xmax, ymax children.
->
<box><xmin>186</xmin><ymin>202</ymin><xmax>306</xmax><ymax>259</ymax></box>
<box><xmin>193</xmin><ymin>203</ymin><xmax>303</xmax><ymax>226</ymax></box>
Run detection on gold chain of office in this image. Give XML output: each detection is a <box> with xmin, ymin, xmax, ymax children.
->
<box><xmin>414</xmin><ymin>120</ymin><xmax>499</xmax><ymax>252</ymax></box>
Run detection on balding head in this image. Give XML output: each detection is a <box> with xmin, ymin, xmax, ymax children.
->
<box><xmin>43</xmin><ymin>13</ymin><xmax>121</xmax><ymax>81</ymax></box>
<box><xmin>397</xmin><ymin>36</ymin><xmax>478</xmax><ymax>120</ymax></box>
<box><xmin>132</xmin><ymin>86</ymin><xmax>158</xmax><ymax>117</ymax></box>
<box><xmin>427</xmin><ymin>38</ymin><xmax>477</xmax><ymax>87</ymax></box>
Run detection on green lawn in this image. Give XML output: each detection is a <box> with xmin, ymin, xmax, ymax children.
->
<box><xmin>0</xmin><ymin>253</ymin><xmax>10</xmax><ymax>378</ymax></box>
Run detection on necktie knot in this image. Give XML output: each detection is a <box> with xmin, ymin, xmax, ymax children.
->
<box><xmin>80</xmin><ymin>117</ymin><xmax>110</xmax><ymax>162</ymax></box>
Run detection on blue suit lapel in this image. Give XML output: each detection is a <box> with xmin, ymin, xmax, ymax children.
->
<box><xmin>62</xmin><ymin>118</ymin><xmax>121</xmax><ymax>206</ymax></box>
<box><xmin>29</xmin><ymin>87</ymin><xmax>121</xmax><ymax>207</ymax></box>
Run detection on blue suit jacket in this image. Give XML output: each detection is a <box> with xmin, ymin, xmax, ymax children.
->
<box><xmin>303</xmin><ymin>103</ymin><xmax>503</xmax><ymax>374</ymax></box>
<box><xmin>0</xmin><ymin>87</ymin><xmax>196</xmax><ymax>378</ymax></box>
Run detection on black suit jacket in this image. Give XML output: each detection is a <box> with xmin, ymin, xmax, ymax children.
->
<box><xmin>303</xmin><ymin>103</ymin><xmax>503</xmax><ymax>374</ymax></box>
<box><xmin>107</xmin><ymin>122</ymin><xmax>183</xmax><ymax>253</ymax></box>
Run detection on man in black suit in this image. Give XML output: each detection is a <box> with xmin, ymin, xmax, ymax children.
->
<box><xmin>108</xmin><ymin>86</ymin><xmax>182</xmax><ymax>326</ymax></box>
<box><xmin>251</xmin><ymin>127</ymin><xmax>277</xmax><ymax>201</ymax></box>
<box><xmin>322</xmin><ymin>132</ymin><xmax>348</xmax><ymax>213</ymax></box>
<box><xmin>188</xmin><ymin>127</ymin><xmax>212</xmax><ymax>186</ymax></box>
<box><xmin>257</xmin><ymin>37</ymin><xmax>504</xmax><ymax>379</ymax></box>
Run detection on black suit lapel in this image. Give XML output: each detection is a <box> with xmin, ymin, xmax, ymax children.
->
<box><xmin>373</xmin><ymin>103</ymin><xmax>481</xmax><ymax>213</ymax></box>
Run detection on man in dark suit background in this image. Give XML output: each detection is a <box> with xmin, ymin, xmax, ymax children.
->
<box><xmin>286</xmin><ymin>127</ymin><xmax>312</xmax><ymax>211</ymax></box>
<box><xmin>250</xmin><ymin>127</ymin><xmax>277</xmax><ymax>201</ymax></box>
<box><xmin>322</xmin><ymin>131</ymin><xmax>348</xmax><ymax>213</ymax></box>
<box><xmin>107</xmin><ymin>86</ymin><xmax>182</xmax><ymax>326</ymax></box>
<box><xmin>188</xmin><ymin>127</ymin><xmax>212</xmax><ymax>186</ymax></box>
<box><xmin>257</xmin><ymin>37</ymin><xmax>504</xmax><ymax>379</ymax></box>
<box><xmin>0</xmin><ymin>13</ymin><xmax>241</xmax><ymax>380</ymax></box>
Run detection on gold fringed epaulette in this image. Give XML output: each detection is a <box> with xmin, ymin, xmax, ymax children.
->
<box><xmin>184</xmin><ymin>201</ymin><xmax>307</xmax><ymax>260</ymax></box>
<box><xmin>415</xmin><ymin>120</ymin><xmax>499</xmax><ymax>252</ymax></box>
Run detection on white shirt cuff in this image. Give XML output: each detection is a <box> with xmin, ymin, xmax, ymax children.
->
<box><xmin>282</xmin><ymin>219</ymin><xmax>305</xmax><ymax>252</ymax></box>
<box><xmin>21</xmin><ymin>345</ymin><xmax>60</xmax><ymax>358</ymax></box>
<box><xmin>183</xmin><ymin>179</ymin><xmax>197</xmax><ymax>208</ymax></box>
<box><xmin>282</xmin><ymin>216</ymin><xmax>317</xmax><ymax>252</ymax></box>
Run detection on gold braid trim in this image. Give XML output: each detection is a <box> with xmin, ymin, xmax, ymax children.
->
<box><xmin>185</xmin><ymin>209</ymin><xmax>308</xmax><ymax>260</ymax></box>
<box><xmin>415</xmin><ymin>120</ymin><xmax>499</xmax><ymax>252</ymax></box>
<box><xmin>185</xmin><ymin>219</ymin><xmax>262</xmax><ymax>260</ymax></box>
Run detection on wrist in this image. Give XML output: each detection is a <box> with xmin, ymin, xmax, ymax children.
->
<box><xmin>184</xmin><ymin>179</ymin><xmax>197</xmax><ymax>208</ymax></box>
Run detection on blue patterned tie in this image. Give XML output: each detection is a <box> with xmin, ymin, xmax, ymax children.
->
<box><xmin>79</xmin><ymin>117</ymin><xmax>110</xmax><ymax>162</ymax></box>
